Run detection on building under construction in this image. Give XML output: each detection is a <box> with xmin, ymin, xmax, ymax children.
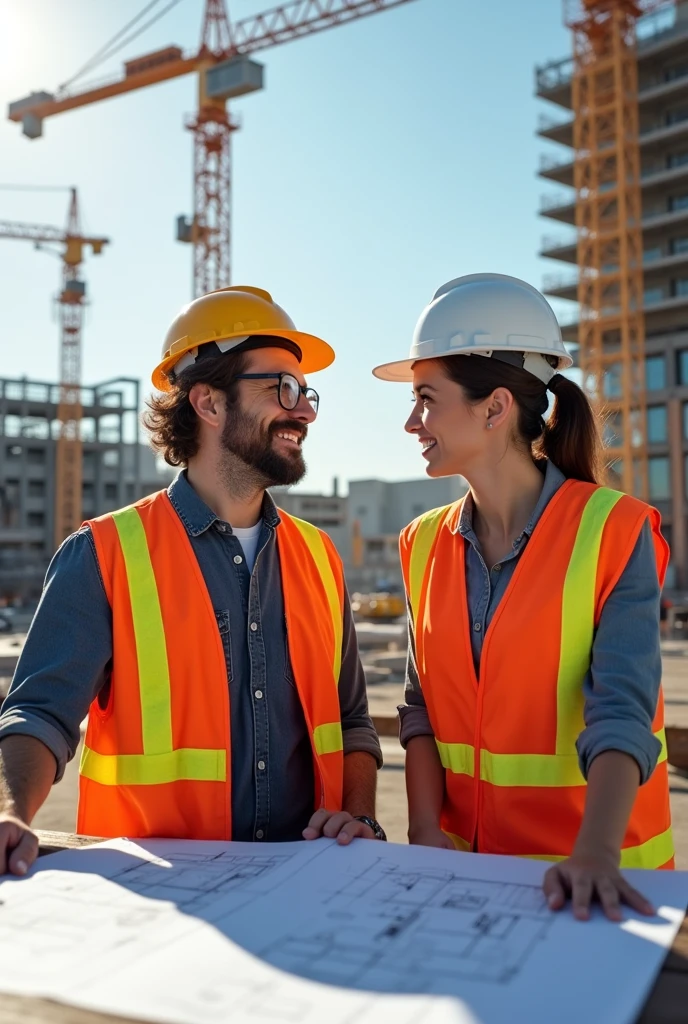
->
<box><xmin>0</xmin><ymin>375</ymin><xmax>173</xmax><ymax>601</ymax></box>
<box><xmin>538</xmin><ymin>2</ymin><xmax>688</xmax><ymax>590</ymax></box>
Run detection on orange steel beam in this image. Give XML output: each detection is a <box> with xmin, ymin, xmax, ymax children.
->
<box><xmin>7</xmin><ymin>57</ymin><xmax>199</xmax><ymax>124</ymax></box>
<box><xmin>566</xmin><ymin>0</ymin><xmax>672</xmax><ymax>499</ymax></box>
<box><xmin>0</xmin><ymin>220</ymin><xmax>108</xmax><ymax>249</ymax></box>
<box><xmin>55</xmin><ymin>189</ymin><xmax>86</xmax><ymax>548</ymax></box>
<box><xmin>7</xmin><ymin>0</ymin><xmax>416</xmax><ymax>126</ymax></box>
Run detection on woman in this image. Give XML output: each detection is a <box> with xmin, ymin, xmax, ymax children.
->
<box><xmin>373</xmin><ymin>273</ymin><xmax>673</xmax><ymax>921</ymax></box>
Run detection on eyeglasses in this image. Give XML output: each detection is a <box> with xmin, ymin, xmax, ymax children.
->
<box><xmin>234</xmin><ymin>373</ymin><xmax>320</xmax><ymax>414</ymax></box>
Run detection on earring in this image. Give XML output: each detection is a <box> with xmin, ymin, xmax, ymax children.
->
<box><xmin>486</xmin><ymin>422</ymin><xmax>493</xmax><ymax>430</ymax></box>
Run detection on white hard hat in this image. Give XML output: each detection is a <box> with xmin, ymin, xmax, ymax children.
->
<box><xmin>373</xmin><ymin>273</ymin><xmax>573</xmax><ymax>385</ymax></box>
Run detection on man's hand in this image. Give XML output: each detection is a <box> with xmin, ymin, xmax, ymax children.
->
<box><xmin>0</xmin><ymin>814</ymin><xmax>38</xmax><ymax>876</ymax></box>
<box><xmin>543</xmin><ymin>848</ymin><xmax>655</xmax><ymax>922</ymax></box>
<box><xmin>408</xmin><ymin>823</ymin><xmax>456</xmax><ymax>850</ymax></box>
<box><xmin>303</xmin><ymin>809</ymin><xmax>376</xmax><ymax>845</ymax></box>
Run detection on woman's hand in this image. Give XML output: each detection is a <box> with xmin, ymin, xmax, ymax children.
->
<box><xmin>543</xmin><ymin>847</ymin><xmax>655</xmax><ymax>922</ymax></box>
<box><xmin>408</xmin><ymin>823</ymin><xmax>456</xmax><ymax>850</ymax></box>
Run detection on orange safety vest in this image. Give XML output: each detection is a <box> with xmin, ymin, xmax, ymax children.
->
<box><xmin>77</xmin><ymin>489</ymin><xmax>345</xmax><ymax>839</ymax></box>
<box><xmin>399</xmin><ymin>480</ymin><xmax>674</xmax><ymax>869</ymax></box>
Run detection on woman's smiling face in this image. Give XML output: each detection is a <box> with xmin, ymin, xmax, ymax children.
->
<box><xmin>405</xmin><ymin>358</ymin><xmax>502</xmax><ymax>478</ymax></box>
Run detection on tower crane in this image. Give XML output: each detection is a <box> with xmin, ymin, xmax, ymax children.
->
<box><xmin>0</xmin><ymin>189</ymin><xmax>109</xmax><ymax>547</ymax></box>
<box><xmin>8</xmin><ymin>0</ymin><xmax>417</xmax><ymax>298</ymax></box>
<box><xmin>566</xmin><ymin>0</ymin><xmax>674</xmax><ymax>498</ymax></box>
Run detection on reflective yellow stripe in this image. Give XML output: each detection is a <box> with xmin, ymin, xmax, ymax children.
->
<box><xmin>620</xmin><ymin>827</ymin><xmax>674</xmax><ymax>869</ymax></box>
<box><xmin>523</xmin><ymin>827</ymin><xmax>675</xmax><ymax>869</ymax></box>
<box><xmin>288</xmin><ymin>516</ymin><xmax>343</xmax><ymax>686</ymax></box>
<box><xmin>480</xmin><ymin>751</ymin><xmax>584</xmax><ymax>787</ymax></box>
<box><xmin>658</xmin><ymin>727</ymin><xmax>668</xmax><ymax>763</ymax></box>
<box><xmin>112</xmin><ymin>507</ymin><xmax>172</xmax><ymax>756</ymax></box>
<box><xmin>408</xmin><ymin>505</ymin><xmax>450</xmax><ymax>626</ymax></box>
<box><xmin>443</xmin><ymin>831</ymin><xmax>471</xmax><ymax>851</ymax></box>
<box><xmin>313</xmin><ymin>722</ymin><xmax>344</xmax><ymax>756</ymax></box>
<box><xmin>436</xmin><ymin>740</ymin><xmax>475</xmax><ymax>776</ymax></box>
<box><xmin>441</xmin><ymin>729</ymin><xmax>665</xmax><ymax>788</ymax></box>
<box><xmin>556</xmin><ymin>488</ymin><xmax>623</xmax><ymax>754</ymax></box>
<box><xmin>80</xmin><ymin>744</ymin><xmax>226</xmax><ymax>786</ymax></box>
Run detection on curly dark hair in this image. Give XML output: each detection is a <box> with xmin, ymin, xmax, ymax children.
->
<box><xmin>143</xmin><ymin>348</ymin><xmax>248</xmax><ymax>466</ymax></box>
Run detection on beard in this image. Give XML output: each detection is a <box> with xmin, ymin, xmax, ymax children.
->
<box><xmin>220</xmin><ymin>406</ymin><xmax>307</xmax><ymax>488</ymax></box>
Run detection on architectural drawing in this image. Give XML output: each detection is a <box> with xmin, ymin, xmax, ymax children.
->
<box><xmin>111</xmin><ymin>848</ymin><xmax>293</xmax><ymax>915</ymax></box>
<box><xmin>0</xmin><ymin>846</ymin><xmax>297</xmax><ymax>969</ymax></box>
<box><xmin>0</xmin><ymin>837</ymin><xmax>685</xmax><ymax>1024</ymax></box>
<box><xmin>262</xmin><ymin>858</ymin><xmax>554</xmax><ymax>990</ymax></box>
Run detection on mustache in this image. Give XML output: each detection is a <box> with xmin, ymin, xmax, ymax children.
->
<box><xmin>269</xmin><ymin>419</ymin><xmax>308</xmax><ymax>443</ymax></box>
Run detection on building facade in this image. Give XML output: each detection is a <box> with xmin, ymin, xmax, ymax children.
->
<box><xmin>0</xmin><ymin>375</ymin><xmax>175</xmax><ymax>600</ymax></box>
<box><xmin>269</xmin><ymin>479</ymin><xmax>349</xmax><ymax>558</ymax></box>
<box><xmin>537</xmin><ymin>4</ymin><xmax>688</xmax><ymax>590</ymax></box>
<box><xmin>272</xmin><ymin>475</ymin><xmax>467</xmax><ymax>593</ymax></box>
<box><xmin>346</xmin><ymin>476</ymin><xmax>467</xmax><ymax>592</ymax></box>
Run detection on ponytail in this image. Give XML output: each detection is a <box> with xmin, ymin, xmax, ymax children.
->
<box><xmin>437</xmin><ymin>355</ymin><xmax>604</xmax><ymax>484</ymax></box>
<box><xmin>536</xmin><ymin>373</ymin><xmax>604</xmax><ymax>484</ymax></box>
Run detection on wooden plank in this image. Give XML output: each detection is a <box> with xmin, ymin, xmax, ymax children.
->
<box><xmin>36</xmin><ymin>830</ymin><xmax>102</xmax><ymax>857</ymax></box>
<box><xmin>637</xmin><ymin>971</ymin><xmax>688</xmax><ymax>1023</ymax></box>
<box><xmin>0</xmin><ymin>994</ymin><xmax>143</xmax><ymax>1024</ymax></box>
<box><xmin>371</xmin><ymin>713</ymin><xmax>398</xmax><ymax>738</ymax></box>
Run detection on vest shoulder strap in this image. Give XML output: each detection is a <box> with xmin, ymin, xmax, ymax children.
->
<box><xmin>400</xmin><ymin>502</ymin><xmax>459</xmax><ymax>625</ymax></box>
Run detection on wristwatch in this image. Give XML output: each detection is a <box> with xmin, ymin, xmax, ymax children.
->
<box><xmin>354</xmin><ymin>815</ymin><xmax>387</xmax><ymax>841</ymax></box>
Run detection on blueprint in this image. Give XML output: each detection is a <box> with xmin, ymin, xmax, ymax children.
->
<box><xmin>0</xmin><ymin>836</ymin><xmax>686</xmax><ymax>1024</ymax></box>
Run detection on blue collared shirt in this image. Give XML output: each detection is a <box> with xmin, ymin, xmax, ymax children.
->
<box><xmin>0</xmin><ymin>472</ymin><xmax>382</xmax><ymax>841</ymax></box>
<box><xmin>399</xmin><ymin>461</ymin><xmax>664</xmax><ymax>784</ymax></box>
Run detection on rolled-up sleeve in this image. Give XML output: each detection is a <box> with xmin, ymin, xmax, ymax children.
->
<box><xmin>399</xmin><ymin>602</ymin><xmax>435</xmax><ymax>748</ymax></box>
<box><xmin>338</xmin><ymin>588</ymin><xmax>383</xmax><ymax>767</ymax></box>
<box><xmin>577</xmin><ymin>520</ymin><xmax>663</xmax><ymax>784</ymax></box>
<box><xmin>0</xmin><ymin>527</ymin><xmax>113</xmax><ymax>782</ymax></box>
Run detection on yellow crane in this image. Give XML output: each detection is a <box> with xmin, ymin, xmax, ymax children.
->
<box><xmin>0</xmin><ymin>188</ymin><xmax>109</xmax><ymax>547</ymax></box>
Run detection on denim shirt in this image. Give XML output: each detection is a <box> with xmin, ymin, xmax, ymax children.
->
<box><xmin>399</xmin><ymin>461</ymin><xmax>664</xmax><ymax>784</ymax></box>
<box><xmin>0</xmin><ymin>472</ymin><xmax>382</xmax><ymax>841</ymax></box>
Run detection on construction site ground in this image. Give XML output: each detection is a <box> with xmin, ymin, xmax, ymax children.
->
<box><xmin>2</xmin><ymin>627</ymin><xmax>688</xmax><ymax>863</ymax></box>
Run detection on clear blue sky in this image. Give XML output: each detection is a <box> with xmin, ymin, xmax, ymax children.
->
<box><xmin>0</xmin><ymin>0</ymin><xmax>573</xmax><ymax>494</ymax></box>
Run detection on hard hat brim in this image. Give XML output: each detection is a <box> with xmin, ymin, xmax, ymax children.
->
<box><xmin>152</xmin><ymin>329</ymin><xmax>335</xmax><ymax>392</ymax></box>
<box><xmin>372</xmin><ymin>347</ymin><xmax>573</xmax><ymax>383</ymax></box>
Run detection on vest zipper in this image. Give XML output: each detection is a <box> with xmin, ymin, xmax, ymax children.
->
<box><xmin>468</xmin><ymin>653</ymin><xmax>484</xmax><ymax>851</ymax></box>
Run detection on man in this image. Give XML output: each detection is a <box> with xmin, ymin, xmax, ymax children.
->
<box><xmin>0</xmin><ymin>286</ymin><xmax>384</xmax><ymax>875</ymax></box>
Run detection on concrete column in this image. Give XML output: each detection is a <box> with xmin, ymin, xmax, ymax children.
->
<box><xmin>668</xmin><ymin>397</ymin><xmax>686</xmax><ymax>588</ymax></box>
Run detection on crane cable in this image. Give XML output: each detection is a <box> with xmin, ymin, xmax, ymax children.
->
<box><xmin>59</xmin><ymin>0</ymin><xmax>187</xmax><ymax>94</ymax></box>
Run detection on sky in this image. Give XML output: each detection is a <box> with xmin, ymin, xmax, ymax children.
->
<box><xmin>0</xmin><ymin>0</ymin><xmax>575</xmax><ymax>494</ymax></box>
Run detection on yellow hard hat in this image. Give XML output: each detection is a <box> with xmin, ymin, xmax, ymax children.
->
<box><xmin>152</xmin><ymin>285</ymin><xmax>335</xmax><ymax>391</ymax></box>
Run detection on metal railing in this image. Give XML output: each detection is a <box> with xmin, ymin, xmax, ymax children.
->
<box><xmin>540</xmin><ymin>192</ymin><xmax>575</xmax><ymax>212</ymax></box>
<box><xmin>543</xmin><ymin>271</ymin><xmax>579</xmax><ymax>292</ymax></box>
<box><xmin>535</xmin><ymin>9</ymin><xmax>682</xmax><ymax>96</ymax></box>
<box><xmin>540</xmin><ymin>153</ymin><xmax>573</xmax><ymax>172</ymax></box>
<box><xmin>535</xmin><ymin>58</ymin><xmax>574</xmax><ymax>93</ymax></box>
<box><xmin>538</xmin><ymin>112</ymin><xmax>574</xmax><ymax>134</ymax></box>
<box><xmin>556</xmin><ymin>308</ymin><xmax>580</xmax><ymax>327</ymax></box>
<box><xmin>541</xmin><ymin>233</ymin><xmax>576</xmax><ymax>252</ymax></box>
